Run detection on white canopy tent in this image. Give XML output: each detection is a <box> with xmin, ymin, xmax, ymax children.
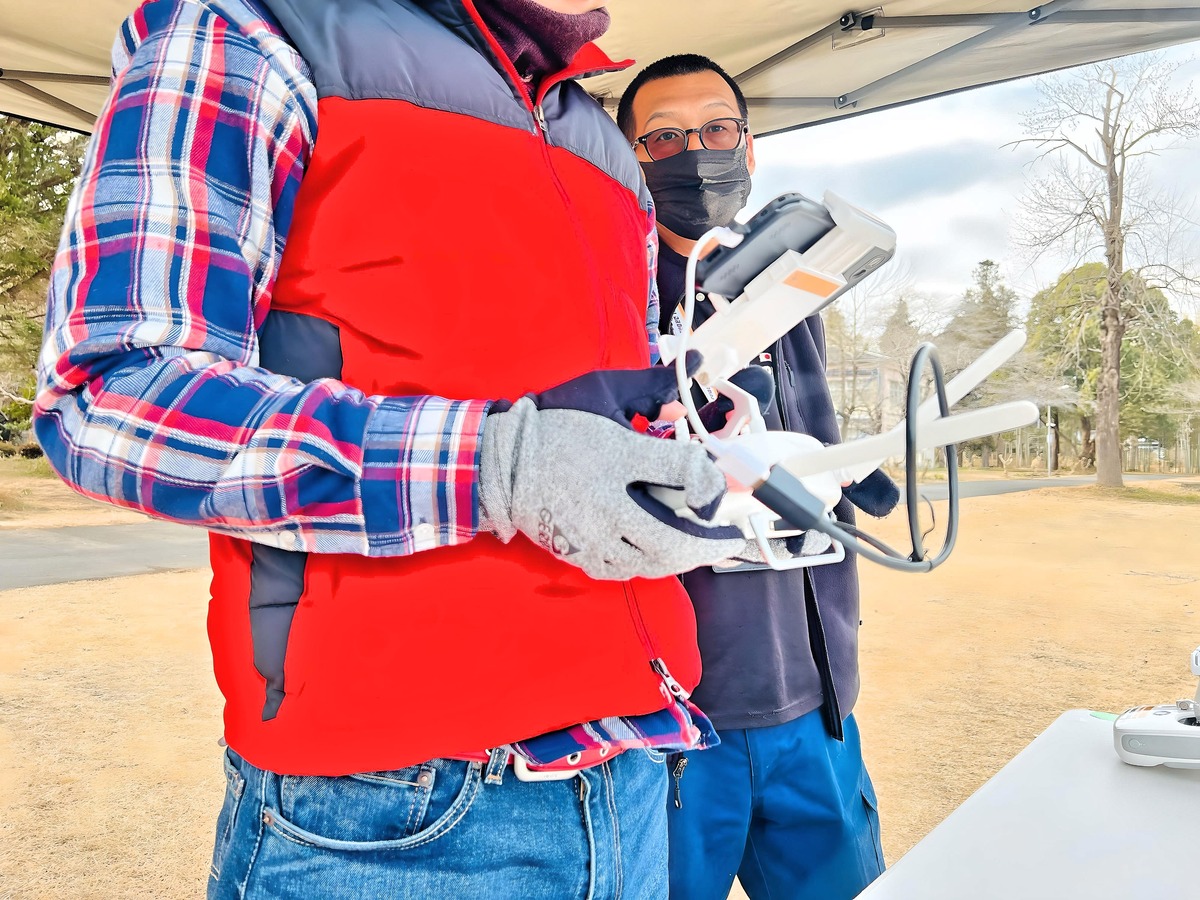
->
<box><xmin>2</xmin><ymin>2</ymin><xmax>1200</xmax><ymax>135</ymax></box>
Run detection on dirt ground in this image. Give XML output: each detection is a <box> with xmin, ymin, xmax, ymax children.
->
<box><xmin>0</xmin><ymin>458</ymin><xmax>147</xmax><ymax>530</ymax></box>
<box><xmin>1</xmin><ymin>477</ymin><xmax>1199</xmax><ymax>899</ymax></box>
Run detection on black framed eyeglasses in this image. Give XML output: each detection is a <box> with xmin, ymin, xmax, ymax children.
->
<box><xmin>632</xmin><ymin>117</ymin><xmax>748</xmax><ymax>161</ymax></box>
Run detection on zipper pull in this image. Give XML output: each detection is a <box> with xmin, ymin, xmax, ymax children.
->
<box><xmin>672</xmin><ymin>755</ymin><xmax>688</xmax><ymax>809</ymax></box>
<box><xmin>533</xmin><ymin>104</ymin><xmax>548</xmax><ymax>135</ymax></box>
<box><xmin>651</xmin><ymin>658</ymin><xmax>691</xmax><ymax>700</ymax></box>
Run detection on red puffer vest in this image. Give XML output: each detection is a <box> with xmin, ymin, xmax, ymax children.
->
<box><xmin>207</xmin><ymin>0</ymin><xmax>701</xmax><ymax>775</ymax></box>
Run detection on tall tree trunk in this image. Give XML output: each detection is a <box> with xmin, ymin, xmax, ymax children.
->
<box><xmin>1095</xmin><ymin>290</ymin><xmax>1125</xmax><ymax>486</ymax></box>
<box><xmin>1097</xmin><ymin>139</ymin><xmax>1126</xmax><ymax>487</ymax></box>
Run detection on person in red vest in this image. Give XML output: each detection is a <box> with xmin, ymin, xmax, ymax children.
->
<box><xmin>35</xmin><ymin>2</ymin><xmax>753</xmax><ymax>897</ymax></box>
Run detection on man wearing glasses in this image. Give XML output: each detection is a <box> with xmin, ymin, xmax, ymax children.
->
<box><xmin>618</xmin><ymin>55</ymin><xmax>891</xmax><ymax>900</ymax></box>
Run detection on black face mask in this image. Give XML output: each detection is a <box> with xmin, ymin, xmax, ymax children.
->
<box><xmin>641</xmin><ymin>147</ymin><xmax>752</xmax><ymax>241</ymax></box>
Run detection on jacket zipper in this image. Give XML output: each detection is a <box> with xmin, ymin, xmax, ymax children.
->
<box><xmin>671</xmin><ymin>754</ymin><xmax>688</xmax><ymax>808</ymax></box>
<box><xmin>775</xmin><ymin>339</ymin><xmax>843</xmax><ymax>740</ymax></box>
<box><xmin>773</xmin><ymin>340</ymin><xmax>792</xmax><ymax>431</ymax></box>
<box><xmin>804</xmin><ymin>565</ymin><xmax>845</xmax><ymax>741</ymax></box>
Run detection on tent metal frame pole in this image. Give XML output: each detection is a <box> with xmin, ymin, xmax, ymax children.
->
<box><xmin>0</xmin><ymin>69</ymin><xmax>110</xmax><ymax>86</ymax></box>
<box><xmin>859</xmin><ymin>8</ymin><xmax>1200</xmax><ymax>30</ymax></box>
<box><xmin>733</xmin><ymin>21</ymin><xmax>841</xmax><ymax>84</ymax></box>
<box><xmin>863</xmin><ymin>13</ymin><xmax>1021</xmax><ymax>28</ymax></box>
<box><xmin>835</xmin><ymin>0</ymin><xmax>1083</xmax><ymax>109</ymax></box>
<box><xmin>0</xmin><ymin>79</ymin><xmax>95</xmax><ymax>129</ymax></box>
<box><xmin>733</xmin><ymin>3</ymin><xmax>1200</xmax><ymax>127</ymax></box>
<box><xmin>746</xmin><ymin>97</ymin><xmax>840</xmax><ymax>109</ymax></box>
<box><xmin>1026</xmin><ymin>8</ymin><xmax>1200</xmax><ymax>24</ymax></box>
<box><xmin>604</xmin><ymin>94</ymin><xmax>844</xmax><ymax>113</ymax></box>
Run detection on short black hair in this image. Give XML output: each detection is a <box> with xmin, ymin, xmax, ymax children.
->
<box><xmin>616</xmin><ymin>54</ymin><xmax>749</xmax><ymax>140</ymax></box>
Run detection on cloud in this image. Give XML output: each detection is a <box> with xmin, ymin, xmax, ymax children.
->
<box><xmin>742</xmin><ymin>48</ymin><xmax>1200</xmax><ymax>306</ymax></box>
<box><xmin>747</xmin><ymin>139</ymin><xmax>1033</xmax><ymax>213</ymax></box>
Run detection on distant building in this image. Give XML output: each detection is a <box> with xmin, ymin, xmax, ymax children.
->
<box><xmin>824</xmin><ymin>348</ymin><xmax>908</xmax><ymax>440</ymax></box>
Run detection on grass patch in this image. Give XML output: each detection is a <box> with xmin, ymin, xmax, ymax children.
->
<box><xmin>0</xmin><ymin>455</ymin><xmax>55</xmax><ymax>518</ymax></box>
<box><xmin>1083</xmin><ymin>485</ymin><xmax>1200</xmax><ymax>506</ymax></box>
<box><xmin>0</xmin><ymin>455</ymin><xmax>55</xmax><ymax>479</ymax></box>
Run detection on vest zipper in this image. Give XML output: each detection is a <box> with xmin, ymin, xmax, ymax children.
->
<box><xmin>650</xmin><ymin>657</ymin><xmax>691</xmax><ymax>701</ymax></box>
<box><xmin>457</xmin><ymin>1</ymin><xmax>553</xmax><ymax>139</ymax></box>
<box><xmin>460</xmin><ymin>2</ymin><xmax>667</xmax><ymax>694</ymax></box>
<box><xmin>623</xmin><ymin>583</ymin><xmax>690</xmax><ymax>700</ymax></box>
<box><xmin>458</xmin><ymin>2</ymin><xmax>627</xmax><ymax>141</ymax></box>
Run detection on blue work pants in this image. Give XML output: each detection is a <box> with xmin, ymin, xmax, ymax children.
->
<box><xmin>667</xmin><ymin>710</ymin><xmax>884</xmax><ymax>900</ymax></box>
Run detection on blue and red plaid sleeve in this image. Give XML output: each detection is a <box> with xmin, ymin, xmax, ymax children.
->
<box><xmin>34</xmin><ymin>0</ymin><xmax>488</xmax><ymax>556</ymax></box>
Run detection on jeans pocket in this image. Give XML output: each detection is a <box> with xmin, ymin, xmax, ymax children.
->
<box><xmin>210</xmin><ymin>750</ymin><xmax>246</xmax><ymax>880</ymax></box>
<box><xmin>266</xmin><ymin>759</ymin><xmax>481</xmax><ymax>852</ymax></box>
<box><xmin>642</xmin><ymin>747</ymin><xmax>668</xmax><ymax>765</ymax></box>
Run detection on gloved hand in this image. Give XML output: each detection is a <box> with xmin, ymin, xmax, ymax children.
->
<box><xmin>694</xmin><ymin>365</ymin><xmax>775</xmax><ymax>433</ymax></box>
<box><xmin>479</xmin><ymin>358</ymin><xmax>748</xmax><ymax>581</ymax></box>
<box><xmin>843</xmin><ymin>467</ymin><xmax>900</xmax><ymax>517</ymax></box>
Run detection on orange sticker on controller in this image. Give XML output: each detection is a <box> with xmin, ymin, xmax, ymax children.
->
<box><xmin>783</xmin><ymin>269</ymin><xmax>841</xmax><ymax>298</ymax></box>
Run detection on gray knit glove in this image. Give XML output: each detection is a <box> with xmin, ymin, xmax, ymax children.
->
<box><xmin>479</xmin><ymin>397</ymin><xmax>748</xmax><ymax>580</ymax></box>
<box><xmin>477</xmin><ymin>360</ymin><xmax>752</xmax><ymax>580</ymax></box>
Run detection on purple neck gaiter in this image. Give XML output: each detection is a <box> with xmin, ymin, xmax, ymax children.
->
<box><xmin>472</xmin><ymin>0</ymin><xmax>610</xmax><ymax>89</ymax></box>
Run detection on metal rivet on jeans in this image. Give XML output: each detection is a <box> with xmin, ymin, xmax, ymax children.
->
<box><xmin>262</xmin><ymin>811</ymin><xmax>274</xmax><ymax>826</ymax></box>
<box><xmin>417</xmin><ymin>772</ymin><xmax>433</xmax><ymax>787</ymax></box>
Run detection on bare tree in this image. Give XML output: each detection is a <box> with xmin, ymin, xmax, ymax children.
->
<box><xmin>825</xmin><ymin>299</ymin><xmax>876</xmax><ymax>436</ymax></box>
<box><xmin>1012</xmin><ymin>54</ymin><xmax>1200</xmax><ymax>487</ymax></box>
<box><xmin>823</xmin><ymin>261</ymin><xmax>912</xmax><ymax>437</ymax></box>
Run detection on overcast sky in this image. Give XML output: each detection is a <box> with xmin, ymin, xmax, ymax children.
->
<box><xmin>745</xmin><ymin>42</ymin><xmax>1200</xmax><ymax>313</ymax></box>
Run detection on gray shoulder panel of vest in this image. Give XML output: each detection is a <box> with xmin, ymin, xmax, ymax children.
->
<box><xmin>260</xmin><ymin>0</ymin><xmax>531</xmax><ymax>133</ymax></box>
<box><xmin>541</xmin><ymin>81</ymin><xmax>652</xmax><ymax>213</ymax></box>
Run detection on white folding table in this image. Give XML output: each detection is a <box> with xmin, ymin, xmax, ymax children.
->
<box><xmin>856</xmin><ymin>709</ymin><xmax>1200</xmax><ymax>900</ymax></box>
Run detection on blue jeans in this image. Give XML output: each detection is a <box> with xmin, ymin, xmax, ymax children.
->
<box><xmin>209</xmin><ymin>746</ymin><xmax>669</xmax><ymax>899</ymax></box>
<box><xmin>667</xmin><ymin>710</ymin><xmax>884</xmax><ymax>900</ymax></box>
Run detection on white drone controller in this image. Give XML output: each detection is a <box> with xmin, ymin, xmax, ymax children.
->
<box><xmin>1113</xmin><ymin>646</ymin><xmax>1200</xmax><ymax>769</ymax></box>
<box><xmin>654</xmin><ymin>191</ymin><xmax>1041</xmax><ymax>571</ymax></box>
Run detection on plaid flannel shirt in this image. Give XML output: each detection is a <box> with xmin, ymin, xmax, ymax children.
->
<box><xmin>35</xmin><ymin>0</ymin><xmax>709</xmax><ymax>763</ymax></box>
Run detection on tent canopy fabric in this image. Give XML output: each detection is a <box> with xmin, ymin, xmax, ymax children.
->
<box><xmin>2</xmin><ymin>2</ymin><xmax>1200</xmax><ymax>135</ymax></box>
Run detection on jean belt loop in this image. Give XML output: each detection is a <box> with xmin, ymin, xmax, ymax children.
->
<box><xmin>484</xmin><ymin>747</ymin><xmax>509</xmax><ymax>786</ymax></box>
